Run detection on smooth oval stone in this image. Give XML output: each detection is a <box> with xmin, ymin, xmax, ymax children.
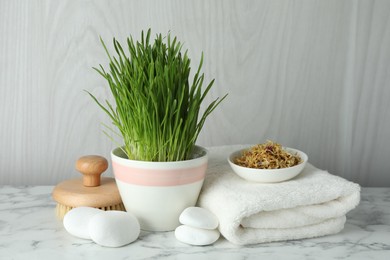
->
<box><xmin>89</xmin><ymin>211</ymin><xmax>140</xmax><ymax>247</ymax></box>
<box><xmin>179</xmin><ymin>207</ymin><xmax>219</xmax><ymax>230</ymax></box>
<box><xmin>175</xmin><ymin>225</ymin><xmax>220</xmax><ymax>246</ymax></box>
<box><xmin>63</xmin><ymin>207</ymin><xmax>102</xmax><ymax>239</ymax></box>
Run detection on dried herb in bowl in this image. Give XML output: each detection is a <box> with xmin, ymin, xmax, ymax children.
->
<box><xmin>234</xmin><ymin>141</ymin><xmax>302</xmax><ymax>169</ymax></box>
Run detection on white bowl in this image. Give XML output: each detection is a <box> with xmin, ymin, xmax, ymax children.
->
<box><xmin>228</xmin><ymin>147</ymin><xmax>308</xmax><ymax>183</ymax></box>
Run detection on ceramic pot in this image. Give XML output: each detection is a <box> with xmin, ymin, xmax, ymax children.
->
<box><xmin>111</xmin><ymin>146</ymin><xmax>208</xmax><ymax>231</ymax></box>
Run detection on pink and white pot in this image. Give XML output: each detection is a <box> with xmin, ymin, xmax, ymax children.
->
<box><xmin>111</xmin><ymin>146</ymin><xmax>208</xmax><ymax>231</ymax></box>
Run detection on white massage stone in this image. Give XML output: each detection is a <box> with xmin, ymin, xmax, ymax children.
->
<box><xmin>89</xmin><ymin>211</ymin><xmax>140</xmax><ymax>247</ymax></box>
<box><xmin>175</xmin><ymin>225</ymin><xmax>220</xmax><ymax>246</ymax></box>
<box><xmin>63</xmin><ymin>207</ymin><xmax>102</xmax><ymax>239</ymax></box>
<box><xmin>179</xmin><ymin>207</ymin><xmax>219</xmax><ymax>230</ymax></box>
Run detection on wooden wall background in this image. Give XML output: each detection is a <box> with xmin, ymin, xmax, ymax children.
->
<box><xmin>1</xmin><ymin>0</ymin><xmax>389</xmax><ymax>186</ymax></box>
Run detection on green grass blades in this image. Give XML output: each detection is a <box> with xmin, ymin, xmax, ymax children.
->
<box><xmin>87</xmin><ymin>29</ymin><xmax>227</xmax><ymax>161</ymax></box>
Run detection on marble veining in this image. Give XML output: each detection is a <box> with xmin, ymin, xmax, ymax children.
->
<box><xmin>0</xmin><ymin>186</ymin><xmax>389</xmax><ymax>259</ymax></box>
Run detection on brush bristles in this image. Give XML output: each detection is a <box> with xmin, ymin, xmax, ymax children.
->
<box><xmin>56</xmin><ymin>203</ymin><xmax>126</xmax><ymax>220</ymax></box>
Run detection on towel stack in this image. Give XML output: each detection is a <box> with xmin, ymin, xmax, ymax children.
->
<box><xmin>197</xmin><ymin>146</ymin><xmax>361</xmax><ymax>245</ymax></box>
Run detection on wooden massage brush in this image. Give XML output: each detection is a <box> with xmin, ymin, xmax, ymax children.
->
<box><xmin>52</xmin><ymin>155</ymin><xmax>125</xmax><ymax>219</ymax></box>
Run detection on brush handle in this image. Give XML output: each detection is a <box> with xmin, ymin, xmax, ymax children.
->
<box><xmin>76</xmin><ymin>155</ymin><xmax>108</xmax><ymax>187</ymax></box>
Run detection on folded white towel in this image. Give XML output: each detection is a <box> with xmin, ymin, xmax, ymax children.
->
<box><xmin>198</xmin><ymin>147</ymin><xmax>361</xmax><ymax>245</ymax></box>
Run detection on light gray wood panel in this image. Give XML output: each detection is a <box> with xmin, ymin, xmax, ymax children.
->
<box><xmin>0</xmin><ymin>0</ymin><xmax>389</xmax><ymax>186</ymax></box>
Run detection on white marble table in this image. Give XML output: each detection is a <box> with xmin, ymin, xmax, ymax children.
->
<box><xmin>0</xmin><ymin>186</ymin><xmax>389</xmax><ymax>259</ymax></box>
